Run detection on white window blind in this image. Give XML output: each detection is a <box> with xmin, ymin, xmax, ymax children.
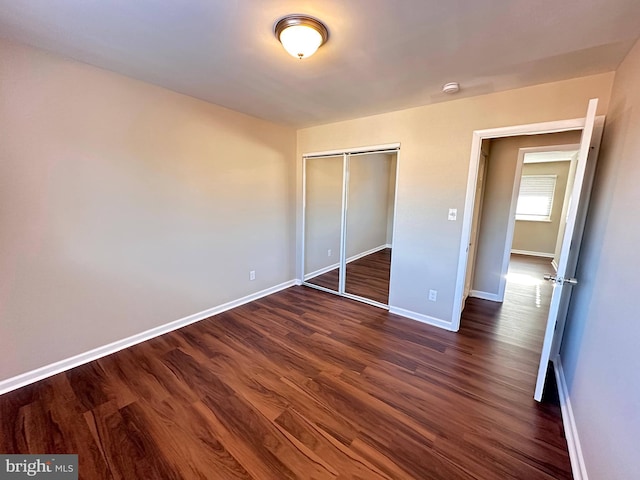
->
<box><xmin>516</xmin><ymin>175</ymin><xmax>557</xmax><ymax>221</ymax></box>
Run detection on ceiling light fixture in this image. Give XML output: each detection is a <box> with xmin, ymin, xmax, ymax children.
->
<box><xmin>274</xmin><ymin>15</ymin><xmax>329</xmax><ymax>60</ymax></box>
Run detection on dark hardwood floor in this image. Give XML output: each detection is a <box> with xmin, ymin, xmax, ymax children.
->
<box><xmin>478</xmin><ymin>254</ymin><xmax>555</xmax><ymax>352</ymax></box>
<box><xmin>307</xmin><ymin>264</ymin><xmax>340</xmax><ymax>291</ymax></box>
<box><xmin>345</xmin><ymin>248</ymin><xmax>391</xmax><ymax>304</ymax></box>
<box><xmin>0</xmin><ymin>255</ymin><xmax>571</xmax><ymax>479</ymax></box>
<box><xmin>308</xmin><ymin>248</ymin><xmax>391</xmax><ymax>304</ymax></box>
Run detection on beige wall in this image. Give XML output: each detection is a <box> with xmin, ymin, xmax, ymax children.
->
<box><xmin>0</xmin><ymin>39</ymin><xmax>296</xmax><ymax>382</ymax></box>
<box><xmin>560</xmin><ymin>38</ymin><xmax>640</xmax><ymax>479</ymax></box>
<box><xmin>298</xmin><ymin>75</ymin><xmax>613</xmax><ymax>323</ymax></box>
<box><xmin>512</xmin><ymin>161</ymin><xmax>572</xmax><ymax>255</ymax></box>
<box><xmin>473</xmin><ymin>132</ymin><xmax>581</xmax><ymax>295</ymax></box>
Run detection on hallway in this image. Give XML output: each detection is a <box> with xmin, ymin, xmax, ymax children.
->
<box><xmin>462</xmin><ymin>254</ymin><xmax>555</xmax><ymax>381</ymax></box>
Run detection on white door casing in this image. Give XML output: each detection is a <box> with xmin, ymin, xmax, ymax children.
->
<box><xmin>463</xmin><ymin>151</ymin><xmax>487</xmax><ymax>301</ymax></box>
<box><xmin>454</xmin><ymin>117</ymin><xmax>589</xmax><ymax>330</ymax></box>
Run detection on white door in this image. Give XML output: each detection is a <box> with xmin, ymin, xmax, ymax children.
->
<box><xmin>534</xmin><ymin>98</ymin><xmax>598</xmax><ymax>401</ymax></box>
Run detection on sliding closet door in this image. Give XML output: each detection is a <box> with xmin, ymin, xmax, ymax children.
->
<box><xmin>303</xmin><ymin>155</ymin><xmax>344</xmax><ymax>293</ymax></box>
<box><xmin>344</xmin><ymin>152</ymin><xmax>396</xmax><ymax>305</ymax></box>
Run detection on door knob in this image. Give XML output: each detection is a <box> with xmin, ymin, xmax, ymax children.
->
<box><xmin>543</xmin><ymin>274</ymin><xmax>578</xmax><ymax>285</ymax></box>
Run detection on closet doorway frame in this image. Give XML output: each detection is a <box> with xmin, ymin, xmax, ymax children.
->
<box><xmin>301</xmin><ymin>142</ymin><xmax>401</xmax><ymax>310</ymax></box>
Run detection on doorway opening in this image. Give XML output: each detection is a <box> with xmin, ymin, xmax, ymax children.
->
<box><xmin>463</xmin><ymin>138</ymin><xmax>582</xmax><ymax>397</ymax></box>
<box><xmin>453</xmin><ymin>99</ymin><xmax>604</xmax><ymax>400</ymax></box>
<box><xmin>468</xmin><ymin>138</ymin><xmax>581</xmax><ymax>305</ymax></box>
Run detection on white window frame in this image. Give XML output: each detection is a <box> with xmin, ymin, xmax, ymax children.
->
<box><xmin>515</xmin><ymin>174</ymin><xmax>557</xmax><ymax>222</ymax></box>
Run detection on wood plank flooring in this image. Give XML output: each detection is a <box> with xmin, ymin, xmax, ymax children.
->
<box><xmin>0</xmin><ymin>255</ymin><xmax>571</xmax><ymax>479</ymax></box>
<box><xmin>345</xmin><ymin>248</ymin><xmax>391</xmax><ymax>304</ymax></box>
<box><xmin>308</xmin><ymin>248</ymin><xmax>391</xmax><ymax>304</ymax></box>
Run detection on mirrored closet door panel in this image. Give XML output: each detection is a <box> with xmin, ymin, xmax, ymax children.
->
<box><xmin>303</xmin><ymin>155</ymin><xmax>344</xmax><ymax>293</ymax></box>
<box><xmin>344</xmin><ymin>152</ymin><xmax>397</xmax><ymax>305</ymax></box>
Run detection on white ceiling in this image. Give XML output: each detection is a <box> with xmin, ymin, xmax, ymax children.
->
<box><xmin>1</xmin><ymin>0</ymin><xmax>639</xmax><ymax>127</ymax></box>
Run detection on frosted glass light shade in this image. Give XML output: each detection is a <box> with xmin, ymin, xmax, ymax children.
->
<box><xmin>274</xmin><ymin>15</ymin><xmax>329</xmax><ymax>60</ymax></box>
<box><xmin>279</xmin><ymin>25</ymin><xmax>323</xmax><ymax>59</ymax></box>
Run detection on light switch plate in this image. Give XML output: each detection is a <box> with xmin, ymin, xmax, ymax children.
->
<box><xmin>448</xmin><ymin>208</ymin><xmax>457</xmax><ymax>221</ymax></box>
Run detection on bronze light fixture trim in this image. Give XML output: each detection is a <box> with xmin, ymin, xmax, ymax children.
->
<box><xmin>274</xmin><ymin>14</ymin><xmax>329</xmax><ymax>59</ymax></box>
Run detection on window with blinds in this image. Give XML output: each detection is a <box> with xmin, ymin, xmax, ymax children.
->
<box><xmin>515</xmin><ymin>174</ymin><xmax>557</xmax><ymax>221</ymax></box>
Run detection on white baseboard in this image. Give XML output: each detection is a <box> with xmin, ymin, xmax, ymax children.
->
<box><xmin>346</xmin><ymin>244</ymin><xmax>389</xmax><ymax>264</ymax></box>
<box><xmin>554</xmin><ymin>359</ymin><xmax>589</xmax><ymax>480</ymax></box>
<box><xmin>551</xmin><ymin>259</ymin><xmax>559</xmax><ymax>272</ymax></box>
<box><xmin>0</xmin><ymin>280</ymin><xmax>296</xmax><ymax>396</ymax></box>
<box><xmin>304</xmin><ymin>262</ymin><xmax>340</xmax><ymax>281</ymax></box>
<box><xmin>511</xmin><ymin>249</ymin><xmax>554</xmax><ymax>258</ymax></box>
<box><xmin>304</xmin><ymin>244</ymin><xmax>389</xmax><ymax>281</ymax></box>
<box><xmin>469</xmin><ymin>290</ymin><xmax>501</xmax><ymax>302</ymax></box>
<box><xmin>388</xmin><ymin>306</ymin><xmax>455</xmax><ymax>331</ymax></box>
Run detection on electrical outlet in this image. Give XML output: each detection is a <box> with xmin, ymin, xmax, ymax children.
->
<box><xmin>327</xmin><ymin>249</ymin><xmax>332</xmax><ymax>257</ymax></box>
<box><xmin>250</xmin><ymin>270</ymin><xmax>256</xmax><ymax>281</ymax></box>
<box><xmin>429</xmin><ymin>289</ymin><xmax>437</xmax><ymax>302</ymax></box>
